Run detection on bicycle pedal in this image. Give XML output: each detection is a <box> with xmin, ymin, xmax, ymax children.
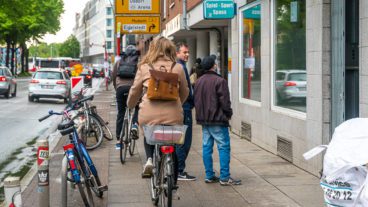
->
<box><xmin>98</xmin><ymin>185</ymin><xmax>108</xmax><ymax>192</ymax></box>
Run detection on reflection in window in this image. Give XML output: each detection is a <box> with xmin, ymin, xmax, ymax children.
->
<box><xmin>275</xmin><ymin>0</ymin><xmax>306</xmax><ymax>112</ymax></box>
<box><xmin>241</xmin><ymin>4</ymin><xmax>261</xmax><ymax>101</ymax></box>
<box><xmin>106</xmin><ymin>19</ymin><xmax>112</xmax><ymax>26</ymax></box>
<box><xmin>106</xmin><ymin>41</ymin><xmax>112</xmax><ymax>49</ymax></box>
<box><xmin>106</xmin><ymin>30</ymin><xmax>112</xmax><ymax>38</ymax></box>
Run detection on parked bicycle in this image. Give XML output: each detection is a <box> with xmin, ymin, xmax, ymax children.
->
<box><xmin>119</xmin><ymin>107</ymin><xmax>137</xmax><ymax>164</ymax></box>
<box><xmin>39</xmin><ymin>98</ymin><xmax>108</xmax><ymax>206</ymax></box>
<box><xmin>143</xmin><ymin>125</ymin><xmax>187</xmax><ymax>207</ymax></box>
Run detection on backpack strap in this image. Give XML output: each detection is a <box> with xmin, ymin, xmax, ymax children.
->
<box><xmin>170</xmin><ymin>62</ymin><xmax>176</xmax><ymax>72</ymax></box>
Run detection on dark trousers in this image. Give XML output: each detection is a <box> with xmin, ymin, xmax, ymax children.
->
<box><xmin>116</xmin><ymin>86</ymin><xmax>130</xmax><ymax>139</ymax></box>
<box><xmin>175</xmin><ymin>110</ymin><xmax>193</xmax><ymax>173</ymax></box>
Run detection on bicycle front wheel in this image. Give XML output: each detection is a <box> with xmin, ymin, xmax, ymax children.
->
<box><xmin>129</xmin><ymin>137</ymin><xmax>136</xmax><ymax>156</ymax></box>
<box><xmin>120</xmin><ymin>119</ymin><xmax>129</xmax><ymax>164</ymax></box>
<box><xmin>74</xmin><ymin>113</ymin><xmax>104</xmax><ymax>150</ymax></box>
<box><xmin>75</xmin><ymin>159</ymin><xmax>95</xmax><ymax>207</ymax></box>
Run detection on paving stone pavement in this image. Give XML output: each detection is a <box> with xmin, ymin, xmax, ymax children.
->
<box><xmin>21</xmin><ymin>83</ymin><xmax>324</xmax><ymax>207</ymax></box>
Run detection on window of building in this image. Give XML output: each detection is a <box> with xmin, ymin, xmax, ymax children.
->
<box><xmin>106</xmin><ymin>41</ymin><xmax>112</xmax><ymax>49</ymax></box>
<box><xmin>274</xmin><ymin>0</ymin><xmax>306</xmax><ymax>113</ymax></box>
<box><xmin>106</xmin><ymin>7</ymin><xmax>112</xmax><ymax>15</ymax></box>
<box><xmin>106</xmin><ymin>18</ymin><xmax>112</xmax><ymax>26</ymax></box>
<box><xmin>239</xmin><ymin>2</ymin><xmax>261</xmax><ymax>102</ymax></box>
<box><xmin>106</xmin><ymin>30</ymin><xmax>112</xmax><ymax>38</ymax></box>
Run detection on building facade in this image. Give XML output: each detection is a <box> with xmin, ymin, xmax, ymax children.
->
<box><xmin>160</xmin><ymin>0</ymin><xmax>366</xmax><ymax>176</ymax></box>
<box><xmin>73</xmin><ymin>0</ymin><xmax>115</xmax><ymax>64</ymax></box>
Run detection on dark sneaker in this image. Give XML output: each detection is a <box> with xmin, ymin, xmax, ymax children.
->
<box><xmin>205</xmin><ymin>175</ymin><xmax>220</xmax><ymax>183</ymax></box>
<box><xmin>178</xmin><ymin>172</ymin><xmax>196</xmax><ymax>181</ymax></box>
<box><xmin>220</xmin><ymin>177</ymin><xmax>242</xmax><ymax>186</ymax></box>
<box><xmin>131</xmin><ymin>124</ymin><xmax>139</xmax><ymax>140</ymax></box>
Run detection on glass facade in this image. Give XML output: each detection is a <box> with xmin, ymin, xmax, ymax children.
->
<box><xmin>106</xmin><ymin>30</ymin><xmax>112</xmax><ymax>38</ymax></box>
<box><xmin>241</xmin><ymin>3</ymin><xmax>261</xmax><ymax>102</ymax></box>
<box><xmin>106</xmin><ymin>7</ymin><xmax>112</xmax><ymax>15</ymax></box>
<box><xmin>106</xmin><ymin>41</ymin><xmax>112</xmax><ymax>49</ymax></box>
<box><xmin>274</xmin><ymin>0</ymin><xmax>306</xmax><ymax>112</ymax></box>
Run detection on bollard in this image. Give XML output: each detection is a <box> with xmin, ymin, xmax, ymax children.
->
<box><xmin>4</xmin><ymin>176</ymin><xmax>22</xmax><ymax>207</ymax></box>
<box><xmin>37</xmin><ymin>140</ymin><xmax>49</xmax><ymax>207</ymax></box>
<box><xmin>61</xmin><ymin>156</ymin><xmax>68</xmax><ymax>207</ymax></box>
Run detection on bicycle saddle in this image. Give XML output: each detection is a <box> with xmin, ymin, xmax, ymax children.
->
<box><xmin>58</xmin><ymin>120</ymin><xmax>75</xmax><ymax>136</ymax></box>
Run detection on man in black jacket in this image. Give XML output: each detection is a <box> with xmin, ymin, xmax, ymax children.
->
<box><xmin>194</xmin><ymin>55</ymin><xmax>241</xmax><ymax>186</ymax></box>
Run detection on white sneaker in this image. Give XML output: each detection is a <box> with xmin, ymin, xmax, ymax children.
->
<box><xmin>142</xmin><ymin>158</ymin><xmax>153</xmax><ymax>176</ymax></box>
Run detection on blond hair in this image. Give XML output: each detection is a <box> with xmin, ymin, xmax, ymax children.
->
<box><xmin>138</xmin><ymin>37</ymin><xmax>176</xmax><ymax>68</ymax></box>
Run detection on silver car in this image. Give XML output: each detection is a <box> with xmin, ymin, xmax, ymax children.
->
<box><xmin>28</xmin><ymin>69</ymin><xmax>71</xmax><ymax>103</ymax></box>
<box><xmin>0</xmin><ymin>66</ymin><xmax>17</xmax><ymax>98</ymax></box>
<box><xmin>275</xmin><ymin>70</ymin><xmax>307</xmax><ymax>103</ymax></box>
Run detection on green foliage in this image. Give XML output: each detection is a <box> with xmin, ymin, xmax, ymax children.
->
<box><xmin>29</xmin><ymin>43</ymin><xmax>62</xmax><ymax>58</ymax></box>
<box><xmin>59</xmin><ymin>35</ymin><xmax>81</xmax><ymax>58</ymax></box>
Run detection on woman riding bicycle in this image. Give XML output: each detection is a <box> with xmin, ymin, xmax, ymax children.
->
<box><xmin>126</xmin><ymin>37</ymin><xmax>189</xmax><ymax>181</ymax></box>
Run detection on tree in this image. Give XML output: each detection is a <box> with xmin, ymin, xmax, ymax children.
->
<box><xmin>59</xmin><ymin>35</ymin><xmax>80</xmax><ymax>58</ymax></box>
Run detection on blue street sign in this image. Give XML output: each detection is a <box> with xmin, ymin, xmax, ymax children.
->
<box><xmin>243</xmin><ymin>4</ymin><xmax>260</xmax><ymax>19</ymax></box>
<box><xmin>203</xmin><ymin>0</ymin><xmax>235</xmax><ymax>19</ymax></box>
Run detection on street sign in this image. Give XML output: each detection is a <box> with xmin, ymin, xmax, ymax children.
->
<box><xmin>115</xmin><ymin>16</ymin><xmax>160</xmax><ymax>34</ymax></box>
<box><xmin>115</xmin><ymin>0</ymin><xmax>160</xmax><ymax>14</ymax></box>
<box><xmin>203</xmin><ymin>0</ymin><xmax>235</xmax><ymax>19</ymax></box>
<box><xmin>71</xmin><ymin>77</ymin><xmax>84</xmax><ymax>95</ymax></box>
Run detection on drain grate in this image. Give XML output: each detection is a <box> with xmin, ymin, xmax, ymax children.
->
<box><xmin>277</xmin><ymin>136</ymin><xmax>293</xmax><ymax>162</ymax></box>
<box><xmin>241</xmin><ymin>121</ymin><xmax>251</xmax><ymax>141</ymax></box>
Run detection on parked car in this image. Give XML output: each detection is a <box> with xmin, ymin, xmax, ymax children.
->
<box><xmin>28</xmin><ymin>69</ymin><xmax>71</xmax><ymax>103</ymax></box>
<box><xmin>80</xmin><ymin>69</ymin><xmax>92</xmax><ymax>87</ymax></box>
<box><xmin>0</xmin><ymin>66</ymin><xmax>17</xmax><ymax>98</ymax></box>
<box><xmin>275</xmin><ymin>70</ymin><xmax>306</xmax><ymax>103</ymax></box>
<box><xmin>92</xmin><ymin>67</ymin><xmax>105</xmax><ymax>78</ymax></box>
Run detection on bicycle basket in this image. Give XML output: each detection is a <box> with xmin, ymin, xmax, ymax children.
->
<box><xmin>143</xmin><ymin>125</ymin><xmax>188</xmax><ymax>145</ymax></box>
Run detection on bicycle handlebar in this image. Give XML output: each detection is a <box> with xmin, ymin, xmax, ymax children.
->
<box><xmin>38</xmin><ymin>110</ymin><xmax>63</xmax><ymax>122</ymax></box>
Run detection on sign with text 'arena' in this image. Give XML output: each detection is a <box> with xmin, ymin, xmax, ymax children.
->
<box><xmin>115</xmin><ymin>16</ymin><xmax>160</xmax><ymax>34</ymax></box>
<box><xmin>115</xmin><ymin>0</ymin><xmax>160</xmax><ymax>14</ymax></box>
<box><xmin>203</xmin><ymin>0</ymin><xmax>235</xmax><ymax>19</ymax></box>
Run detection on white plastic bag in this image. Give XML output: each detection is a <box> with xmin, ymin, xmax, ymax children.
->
<box><xmin>303</xmin><ymin>118</ymin><xmax>368</xmax><ymax>206</ymax></box>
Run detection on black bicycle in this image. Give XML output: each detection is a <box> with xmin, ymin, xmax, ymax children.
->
<box><xmin>120</xmin><ymin>107</ymin><xmax>137</xmax><ymax>164</ymax></box>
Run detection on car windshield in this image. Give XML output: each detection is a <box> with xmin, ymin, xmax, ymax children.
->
<box><xmin>81</xmin><ymin>70</ymin><xmax>90</xmax><ymax>75</ymax></box>
<box><xmin>288</xmin><ymin>73</ymin><xmax>306</xmax><ymax>81</ymax></box>
<box><xmin>34</xmin><ymin>71</ymin><xmax>63</xmax><ymax>80</ymax></box>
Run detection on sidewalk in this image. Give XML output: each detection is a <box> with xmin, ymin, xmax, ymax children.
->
<box><xmin>21</xmin><ymin>83</ymin><xmax>324</xmax><ymax>206</ymax></box>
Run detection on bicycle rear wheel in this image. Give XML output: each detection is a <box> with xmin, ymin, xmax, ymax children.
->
<box><xmin>120</xmin><ymin>119</ymin><xmax>129</xmax><ymax>164</ymax></box>
<box><xmin>150</xmin><ymin>152</ymin><xmax>159</xmax><ymax>206</ymax></box>
<box><xmin>159</xmin><ymin>156</ymin><xmax>173</xmax><ymax>207</ymax></box>
<box><xmin>74</xmin><ymin>113</ymin><xmax>104</xmax><ymax>150</ymax></box>
<box><xmin>103</xmin><ymin>125</ymin><xmax>113</xmax><ymax>141</ymax></box>
<box><xmin>129</xmin><ymin>137</ymin><xmax>136</xmax><ymax>156</ymax></box>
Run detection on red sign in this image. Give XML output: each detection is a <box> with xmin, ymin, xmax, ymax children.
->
<box><xmin>71</xmin><ymin>77</ymin><xmax>82</xmax><ymax>88</ymax></box>
<box><xmin>37</xmin><ymin>146</ymin><xmax>49</xmax><ymax>166</ymax></box>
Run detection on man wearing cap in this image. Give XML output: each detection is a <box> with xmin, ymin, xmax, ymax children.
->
<box><xmin>194</xmin><ymin>55</ymin><xmax>242</xmax><ymax>186</ymax></box>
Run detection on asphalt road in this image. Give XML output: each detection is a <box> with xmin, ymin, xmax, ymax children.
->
<box><xmin>0</xmin><ymin>77</ymin><xmax>66</xmax><ymax>163</ymax></box>
<box><xmin>0</xmin><ymin>77</ymin><xmax>104</xmax><ymax>163</ymax></box>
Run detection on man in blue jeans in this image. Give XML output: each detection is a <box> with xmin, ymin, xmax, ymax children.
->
<box><xmin>194</xmin><ymin>55</ymin><xmax>241</xmax><ymax>186</ymax></box>
<box><xmin>176</xmin><ymin>42</ymin><xmax>196</xmax><ymax>181</ymax></box>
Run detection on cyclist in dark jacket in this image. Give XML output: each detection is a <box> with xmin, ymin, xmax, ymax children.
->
<box><xmin>194</xmin><ymin>55</ymin><xmax>241</xmax><ymax>186</ymax></box>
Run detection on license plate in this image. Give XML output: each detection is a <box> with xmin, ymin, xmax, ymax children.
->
<box><xmin>41</xmin><ymin>85</ymin><xmax>54</xmax><ymax>89</ymax></box>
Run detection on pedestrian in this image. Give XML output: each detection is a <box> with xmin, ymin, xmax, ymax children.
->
<box><xmin>127</xmin><ymin>37</ymin><xmax>189</xmax><ymax>180</ymax></box>
<box><xmin>112</xmin><ymin>45</ymin><xmax>139</xmax><ymax>150</ymax></box>
<box><xmin>175</xmin><ymin>42</ymin><xmax>196</xmax><ymax>181</ymax></box>
<box><xmin>189</xmin><ymin>58</ymin><xmax>202</xmax><ymax>86</ymax></box>
<box><xmin>194</xmin><ymin>55</ymin><xmax>242</xmax><ymax>186</ymax></box>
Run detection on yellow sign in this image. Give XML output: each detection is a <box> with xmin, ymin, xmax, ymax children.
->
<box><xmin>115</xmin><ymin>16</ymin><xmax>160</xmax><ymax>34</ymax></box>
<box><xmin>115</xmin><ymin>0</ymin><xmax>160</xmax><ymax>14</ymax></box>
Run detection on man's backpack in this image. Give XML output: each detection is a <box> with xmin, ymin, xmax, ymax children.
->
<box><xmin>118</xmin><ymin>52</ymin><xmax>139</xmax><ymax>78</ymax></box>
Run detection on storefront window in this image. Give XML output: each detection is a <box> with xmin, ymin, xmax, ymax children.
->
<box><xmin>274</xmin><ymin>0</ymin><xmax>306</xmax><ymax>112</ymax></box>
<box><xmin>241</xmin><ymin>3</ymin><xmax>261</xmax><ymax>102</ymax></box>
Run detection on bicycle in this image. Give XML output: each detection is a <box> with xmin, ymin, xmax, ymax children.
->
<box><xmin>39</xmin><ymin>98</ymin><xmax>108</xmax><ymax>206</ymax></box>
<box><xmin>119</xmin><ymin>107</ymin><xmax>137</xmax><ymax>164</ymax></box>
<box><xmin>143</xmin><ymin>125</ymin><xmax>187</xmax><ymax>207</ymax></box>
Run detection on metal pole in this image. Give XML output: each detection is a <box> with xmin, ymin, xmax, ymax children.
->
<box><xmin>4</xmin><ymin>176</ymin><xmax>22</xmax><ymax>207</ymax></box>
<box><xmin>37</xmin><ymin>140</ymin><xmax>49</xmax><ymax>207</ymax></box>
<box><xmin>61</xmin><ymin>155</ymin><xmax>68</xmax><ymax>207</ymax></box>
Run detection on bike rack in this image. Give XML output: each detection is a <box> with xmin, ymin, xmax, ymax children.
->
<box><xmin>61</xmin><ymin>155</ymin><xmax>68</xmax><ymax>207</ymax></box>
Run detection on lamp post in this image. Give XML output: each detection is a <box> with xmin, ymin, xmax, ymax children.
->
<box><xmin>91</xmin><ymin>25</ymin><xmax>109</xmax><ymax>90</ymax></box>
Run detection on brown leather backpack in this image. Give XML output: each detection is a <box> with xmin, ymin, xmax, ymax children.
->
<box><xmin>147</xmin><ymin>63</ymin><xmax>179</xmax><ymax>101</ymax></box>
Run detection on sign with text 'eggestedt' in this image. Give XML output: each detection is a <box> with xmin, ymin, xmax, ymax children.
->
<box><xmin>203</xmin><ymin>0</ymin><xmax>235</xmax><ymax>19</ymax></box>
<box><xmin>115</xmin><ymin>16</ymin><xmax>160</xmax><ymax>34</ymax></box>
<box><xmin>115</xmin><ymin>0</ymin><xmax>160</xmax><ymax>14</ymax></box>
